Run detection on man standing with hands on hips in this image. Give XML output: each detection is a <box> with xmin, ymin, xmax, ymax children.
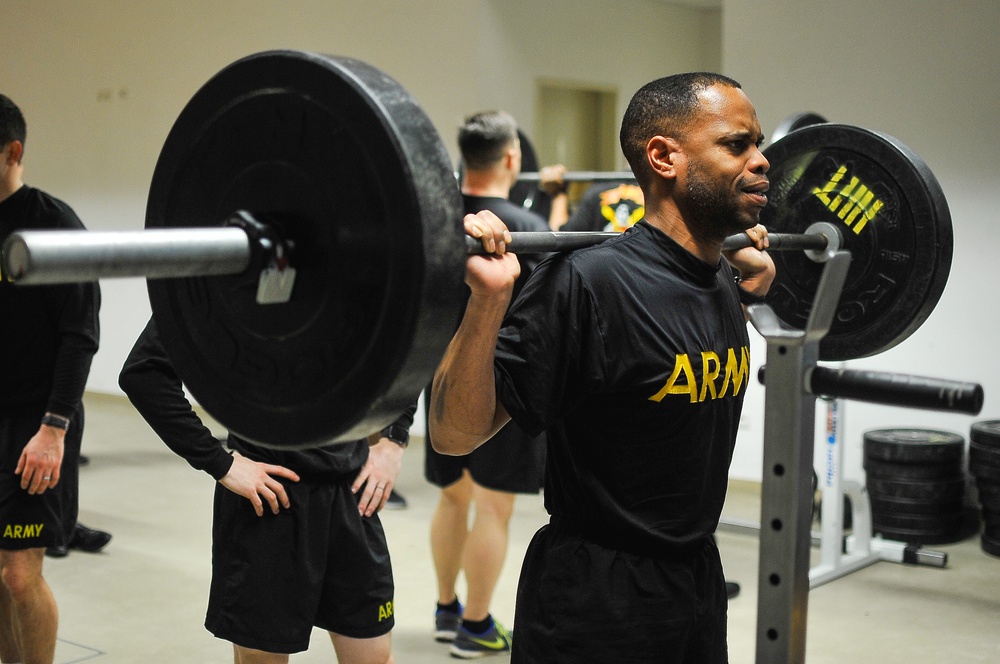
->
<box><xmin>430</xmin><ymin>73</ymin><xmax>774</xmax><ymax>663</ymax></box>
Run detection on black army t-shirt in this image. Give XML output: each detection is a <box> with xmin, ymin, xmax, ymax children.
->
<box><xmin>494</xmin><ymin>221</ymin><xmax>750</xmax><ymax>554</ymax></box>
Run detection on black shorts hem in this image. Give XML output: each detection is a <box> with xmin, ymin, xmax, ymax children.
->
<box><xmin>207</xmin><ymin>622</ymin><xmax>308</xmax><ymax>655</ymax></box>
<box><xmin>316</xmin><ymin>617</ymin><xmax>394</xmax><ymax>640</ymax></box>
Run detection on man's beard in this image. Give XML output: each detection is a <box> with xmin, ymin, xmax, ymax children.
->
<box><xmin>685</xmin><ymin>162</ymin><xmax>758</xmax><ymax>240</ymax></box>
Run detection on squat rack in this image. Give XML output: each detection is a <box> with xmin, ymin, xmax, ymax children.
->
<box><xmin>745</xmin><ymin>250</ymin><xmax>980</xmax><ymax>663</ymax></box>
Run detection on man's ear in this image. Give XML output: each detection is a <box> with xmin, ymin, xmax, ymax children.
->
<box><xmin>504</xmin><ymin>146</ymin><xmax>519</xmax><ymax>171</ymax></box>
<box><xmin>646</xmin><ymin>136</ymin><xmax>682</xmax><ymax>180</ymax></box>
<box><xmin>4</xmin><ymin>140</ymin><xmax>24</xmax><ymax>165</ymax></box>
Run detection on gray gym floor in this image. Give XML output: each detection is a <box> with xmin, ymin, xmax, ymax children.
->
<box><xmin>46</xmin><ymin>392</ymin><xmax>998</xmax><ymax>663</ymax></box>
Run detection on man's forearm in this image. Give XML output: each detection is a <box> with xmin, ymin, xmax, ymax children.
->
<box><xmin>429</xmin><ymin>293</ymin><xmax>511</xmax><ymax>455</ymax></box>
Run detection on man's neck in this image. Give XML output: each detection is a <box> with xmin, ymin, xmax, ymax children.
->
<box><xmin>643</xmin><ymin>201</ymin><xmax>723</xmax><ymax>266</ymax></box>
<box><xmin>0</xmin><ymin>178</ymin><xmax>24</xmax><ymax>205</ymax></box>
<box><xmin>461</xmin><ymin>169</ymin><xmax>513</xmax><ymax>199</ymax></box>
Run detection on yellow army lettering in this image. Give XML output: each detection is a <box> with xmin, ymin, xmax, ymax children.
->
<box><xmin>648</xmin><ymin>346</ymin><xmax>750</xmax><ymax>403</ymax></box>
<box><xmin>378</xmin><ymin>601</ymin><xmax>394</xmax><ymax>622</ymax></box>
<box><xmin>3</xmin><ymin>523</ymin><xmax>45</xmax><ymax>538</ymax></box>
<box><xmin>811</xmin><ymin>164</ymin><xmax>885</xmax><ymax>235</ymax></box>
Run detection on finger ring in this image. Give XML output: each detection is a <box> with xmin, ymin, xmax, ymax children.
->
<box><xmin>43</xmin><ymin>476</ymin><xmax>51</xmax><ymax>481</ymax></box>
<box><xmin>377</xmin><ymin>484</ymin><xmax>385</xmax><ymax>490</ymax></box>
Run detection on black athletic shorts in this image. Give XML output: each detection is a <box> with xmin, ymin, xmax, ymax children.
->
<box><xmin>511</xmin><ymin>523</ymin><xmax>728</xmax><ymax>664</ymax></box>
<box><xmin>0</xmin><ymin>406</ymin><xmax>81</xmax><ymax>551</ymax></box>
<box><xmin>206</xmin><ymin>476</ymin><xmax>395</xmax><ymax>653</ymax></box>
<box><xmin>424</xmin><ymin>399</ymin><xmax>545</xmax><ymax>493</ymax></box>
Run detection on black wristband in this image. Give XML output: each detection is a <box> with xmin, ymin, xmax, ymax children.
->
<box><xmin>737</xmin><ymin>286</ymin><xmax>768</xmax><ymax>306</ymax></box>
<box><xmin>41</xmin><ymin>413</ymin><xmax>70</xmax><ymax>431</ymax></box>
<box><xmin>381</xmin><ymin>425</ymin><xmax>409</xmax><ymax>448</ymax></box>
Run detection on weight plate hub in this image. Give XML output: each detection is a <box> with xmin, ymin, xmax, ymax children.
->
<box><xmin>761</xmin><ymin>124</ymin><xmax>952</xmax><ymax>361</ymax></box>
<box><xmin>145</xmin><ymin>50</ymin><xmax>465</xmax><ymax>449</ymax></box>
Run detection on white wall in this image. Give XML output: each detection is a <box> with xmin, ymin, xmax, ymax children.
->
<box><xmin>1</xmin><ymin>0</ymin><xmax>719</xmax><ymax>436</ymax></box>
<box><xmin>723</xmin><ymin>0</ymin><xmax>1000</xmax><ymax>480</ymax></box>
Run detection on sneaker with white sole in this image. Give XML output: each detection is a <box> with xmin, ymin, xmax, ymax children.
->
<box><xmin>449</xmin><ymin>617</ymin><xmax>512</xmax><ymax>659</ymax></box>
<box><xmin>435</xmin><ymin>601</ymin><xmax>463</xmax><ymax>642</ymax></box>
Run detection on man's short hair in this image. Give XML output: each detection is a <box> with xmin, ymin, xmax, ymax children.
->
<box><xmin>459</xmin><ymin>110</ymin><xmax>519</xmax><ymax>170</ymax></box>
<box><xmin>619</xmin><ymin>73</ymin><xmax>741</xmax><ymax>188</ymax></box>
<box><xmin>0</xmin><ymin>94</ymin><xmax>27</xmax><ymax>150</ymax></box>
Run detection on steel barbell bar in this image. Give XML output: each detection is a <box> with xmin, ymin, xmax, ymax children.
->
<box><xmin>2</xmin><ymin>215</ymin><xmax>841</xmax><ymax>290</ymax></box>
<box><xmin>515</xmin><ymin>170</ymin><xmax>636</xmax><ymax>184</ymax></box>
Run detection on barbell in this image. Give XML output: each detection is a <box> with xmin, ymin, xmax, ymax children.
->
<box><xmin>515</xmin><ymin>170</ymin><xmax>636</xmax><ymax>183</ymax></box>
<box><xmin>2</xmin><ymin>222</ymin><xmax>839</xmax><ymax>289</ymax></box>
<box><xmin>0</xmin><ymin>50</ymin><xmax>966</xmax><ymax>449</ymax></box>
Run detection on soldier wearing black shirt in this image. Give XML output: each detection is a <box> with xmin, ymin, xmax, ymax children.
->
<box><xmin>0</xmin><ymin>94</ymin><xmax>100</xmax><ymax>664</ymax></box>
<box><xmin>424</xmin><ymin>111</ymin><xmax>546</xmax><ymax>658</ymax></box>
<box><xmin>561</xmin><ymin>180</ymin><xmax>644</xmax><ymax>233</ymax></box>
<box><xmin>431</xmin><ymin>74</ymin><xmax>775</xmax><ymax>663</ymax></box>
<box><xmin>120</xmin><ymin>319</ymin><xmax>414</xmax><ymax>662</ymax></box>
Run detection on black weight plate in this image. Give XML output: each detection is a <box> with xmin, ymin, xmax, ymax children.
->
<box><xmin>761</xmin><ymin>124</ymin><xmax>952</xmax><ymax>360</ymax></box>
<box><xmin>981</xmin><ymin>533</ymin><xmax>1000</xmax><ymax>557</ymax></box>
<box><xmin>970</xmin><ymin>442</ymin><xmax>1000</xmax><ymax>468</ymax></box>
<box><xmin>870</xmin><ymin>495</ymin><xmax>964</xmax><ymax>517</ymax></box>
<box><xmin>873</xmin><ymin>522</ymin><xmax>966</xmax><ymax>546</ymax></box>
<box><xmin>509</xmin><ymin>130</ymin><xmax>542</xmax><ymax>210</ymax></box>
<box><xmin>874</xmin><ymin>507</ymin><xmax>977</xmax><ymax>545</ymax></box>
<box><xmin>862</xmin><ymin>428</ymin><xmax>964</xmax><ymax>465</ymax></box>
<box><xmin>970</xmin><ymin>420</ymin><xmax>1000</xmax><ymax>446</ymax></box>
<box><xmin>970</xmin><ymin>460</ymin><xmax>1000</xmax><ymax>482</ymax></box>
<box><xmin>977</xmin><ymin>489</ymin><xmax>1000</xmax><ymax>512</ymax></box>
<box><xmin>976</xmin><ymin>478</ymin><xmax>1000</xmax><ymax>496</ymax></box>
<box><xmin>874</xmin><ymin>508</ymin><xmax>964</xmax><ymax>530</ymax></box>
<box><xmin>867</xmin><ymin>475</ymin><xmax>966</xmax><ymax>502</ymax></box>
<box><xmin>864</xmin><ymin>457</ymin><xmax>962</xmax><ymax>480</ymax></box>
<box><xmin>982</xmin><ymin>510</ymin><xmax>1000</xmax><ymax>533</ymax></box>
<box><xmin>770</xmin><ymin>111</ymin><xmax>828</xmax><ymax>145</ymax></box>
<box><xmin>970</xmin><ymin>419</ymin><xmax>1000</xmax><ymax>447</ymax></box>
<box><xmin>146</xmin><ymin>50</ymin><xmax>465</xmax><ymax>449</ymax></box>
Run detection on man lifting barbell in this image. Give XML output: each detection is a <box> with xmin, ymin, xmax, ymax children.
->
<box><xmin>430</xmin><ymin>72</ymin><xmax>774</xmax><ymax>664</ymax></box>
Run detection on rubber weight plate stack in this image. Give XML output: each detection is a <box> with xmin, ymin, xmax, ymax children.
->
<box><xmin>969</xmin><ymin>420</ymin><xmax>1000</xmax><ymax>557</ymax></box>
<box><xmin>863</xmin><ymin>429</ymin><xmax>973</xmax><ymax>544</ymax></box>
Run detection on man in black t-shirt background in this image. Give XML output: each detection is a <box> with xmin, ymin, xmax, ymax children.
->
<box><xmin>424</xmin><ymin>110</ymin><xmax>547</xmax><ymax>659</ymax></box>
<box><xmin>0</xmin><ymin>93</ymin><xmax>101</xmax><ymax>664</ymax></box>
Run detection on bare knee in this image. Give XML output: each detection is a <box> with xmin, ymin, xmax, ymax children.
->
<box><xmin>472</xmin><ymin>485</ymin><xmax>516</xmax><ymax>522</ymax></box>
<box><xmin>232</xmin><ymin>644</ymin><xmax>289</xmax><ymax>664</ymax></box>
<box><xmin>330</xmin><ymin>631</ymin><xmax>393</xmax><ymax>664</ymax></box>
<box><xmin>0</xmin><ymin>550</ymin><xmax>44</xmax><ymax>600</ymax></box>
